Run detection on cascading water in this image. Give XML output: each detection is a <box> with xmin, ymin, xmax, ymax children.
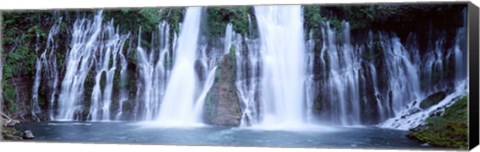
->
<box><xmin>305</xmin><ymin>30</ymin><xmax>317</xmax><ymax>123</ymax></box>
<box><xmin>30</xmin><ymin>17</ymin><xmax>63</xmax><ymax>120</ymax></box>
<box><xmin>87</xmin><ymin>20</ymin><xmax>129</xmax><ymax>121</ymax></box>
<box><xmin>381</xmin><ymin>32</ymin><xmax>422</xmax><ymax>115</ymax></box>
<box><xmin>234</xmin><ymin>15</ymin><xmax>262</xmax><ymax>126</ymax></box>
<box><xmin>304</xmin><ymin>14</ymin><xmax>466</xmax><ymax>127</ymax></box>
<box><xmin>380</xmin><ymin>11</ymin><xmax>468</xmax><ymax>129</ymax></box>
<box><xmin>56</xmin><ymin>11</ymin><xmax>130</xmax><ymax>121</ymax></box>
<box><xmin>138</xmin><ymin>9</ymin><xmax>235</xmax><ymax>125</ymax></box>
<box><xmin>56</xmin><ymin>11</ymin><xmax>104</xmax><ymax>121</ymax></box>
<box><xmin>24</xmin><ymin>6</ymin><xmax>468</xmax><ymax>131</ymax></box>
<box><xmin>134</xmin><ymin>21</ymin><xmax>175</xmax><ymax>121</ymax></box>
<box><xmin>156</xmin><ymin>7</ymin><xmax>203</xmax><ymax>126</ymax></box>
<box><xmin>31</xmin><ymin>34</ymin><xmax>43</xmax><ymax>119</ymax></box>
<box><xmin>235</xmin><ymin>14</ymin><xmax>259</xmax><ymax>127</ymax></box>
<box><xmin>254</xmin><ymin>5</ymin><xmax>307</xmax><ymax>127</ymax></box>
<box><xmin>193</xmin><ymin>44</ymin><xmax>219</xmax><ymax>122</ymax></box>
<box><xmin>115</xmin><ymin>46</ymin><xmax>129</xmax><ymax>121</ymax></box>
<box><xmin>321</xmin><ymin>21</ymin><xmax>362</xmax><ymax>125</ymax></box>
<box><xmin>45</xmin><ymin>19</ymin><xmax>62</xmax><ymax>120</ymax></box>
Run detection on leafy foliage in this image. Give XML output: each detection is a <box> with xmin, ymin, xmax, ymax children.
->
<box><xmin>159</xmin><ymin>7</ymin><xmax>184</xmax><ymax>35</ymax></box>
<box><xmin>104</xmin><ymin>8</ymin><xmax>164</xmax><ymax>34</ymax></box>
<box><xmin>2</xmin><ymin>12</ymin><xmax>51</xmax><ymax>80</ymax></box>
<box><xmin>342</xmin><ymin>5</ymin><xmax>376</xmax><ymax>30</ymax></box>
<box><xmin>2</xmin><ymin>12</ymin><xmax>54</xmax><ymax>115</ymax></box>
<box><xmin>303</xmin><ymin>6</ymin><xmax>322</xmax><ymax>39</ymax></box>
<box><xmin>205</xmin><ymin>7</ymin><xmax>251</xmax><ymax>38</ymax></box>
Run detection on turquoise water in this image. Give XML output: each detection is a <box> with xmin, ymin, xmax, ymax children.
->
<box><xmin>13</xmin><ymin>121</ymin><xmax>435</xmax><ymax>149</ymax></box>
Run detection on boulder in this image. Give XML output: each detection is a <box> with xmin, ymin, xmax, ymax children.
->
<box><xmin>419</xmin><ymin>91</ymin><xmax>447</xmax><ymax>109</ymax></box>
<box><xmin>203</xmin><ymin>45</ymin><xmax>242</xmax><ymax>126</ymax></box>
<box><xmin>22</xmin><ymin>130</ymin><xmax>35</xmax><ymax>139</ymax></box>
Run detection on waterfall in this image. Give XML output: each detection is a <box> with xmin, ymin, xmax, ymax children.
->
<box><xmin>115</xmin><ymin>37</ymin><xmax>131</xmax><ymax>121</ymax></box>
<box><xmin>305</xmin><ymin>30</ymin><xmax>317</xmax><ymax>123</ymax></box>
<box><xmin>56</xmin><ymin>11</ymin><xmax>130</xmax><ymax>121</ymax></box>
<box><xmin>32</xmin><ymin>17</ymin><xmax>62</xmax><ymax>120</ymax></box>
<box><xmin>134</xmin><ymin>28</ymin><xmax>155</xmax><ymax>120</ymax></box>
<box><xmin>134</xmin><ymin>21</ymin><xmax>173</xmax><ymax>121</ymax></box>
<box><xmin>114</xmin><ymin>49</ymin><xmax>129</xmax><ymax>120</ymax></box>
<box><xmin>302</xmin><ymin>18</ymin><xmax>467</xmax><ymax>126</ymax></box>
<box><xmin>24</xmin><ymin>6</ymin><xmax>467</xmax><ymax>130</ymax></box>
<box><xmin>87</xmin><ymin>20</ymin><xmax>129</xmax><ymax>121</ymax></box>
<box><xmin>454</xmin><ymin>9</ymin><xmax>468</xmax><ymax>82</ymax></box>
<box><xmin>380</xmin><ymin>11</ymin><xmax>468</xmax><ymax>130</ymax></box>
<box><xmin>235</xmin><ymin>14</ymin><xmax>262</xmax><ymax>127</ymax></box>
<box><xmin>31</xmin><ymin>18</ymin><xmax>61</xmax><ymax>119</ymax></box>
<box><xmin>46</xmin><ymin>19</ymin><xmax>61</xmax><ymax>121</ymax></box>
<box><xmin>156</xmin><ymin>7</ymin><xmax>203</xmax><ymax>126</ymax></box>
<box><xmin>31</xmin><ymin>34</ymin><xmax>42</xmax><ymax>119</ymax></box>
<box><xmin>318</xmin><ymin>21</ymin><xmax>362</xmax><ymax>125</ymax></box>
<box><xmin>193</xmin><ymin>43</ymin><xmax>221</xmax><ymax>122</ymax></box>
<box><xmin>254</xmin><ymin>5</ymin><xmax>306</xmax><ymax>127</ymax></box>
<box><xmin>56</xmin><ymin>11</ymin><xmax>104</xmax><ymax>121</ymax></box>
<box><xmin>380</xmin><ymin>32</ymin><xmax>422</xmax><ymax>115</ymax></box>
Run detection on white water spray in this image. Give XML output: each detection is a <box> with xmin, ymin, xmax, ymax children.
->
<box><xmin>156</xmin><ymin>7</ymin><xmax>203</xmax><ymax>126</ymax></box>
<box><xmin>254</xmin><ymin>5</ymin><xmax>307</xmax><ymax>127</ymax></box>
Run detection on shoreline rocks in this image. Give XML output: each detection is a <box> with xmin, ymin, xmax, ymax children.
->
<box><xmin>22</xmin><ymin>130</ymin><xmax>35</xmax><ymax>139</ymax></box>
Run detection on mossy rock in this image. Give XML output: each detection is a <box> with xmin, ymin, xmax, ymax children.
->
<box><xmin>203</xmin><ymin>46</ymin><xmax>241</xmax><ymax>126</ymax></box>
<box><xmin>419</xmin><ymin>91</ymin><xmax>447</xmax><ymax>109</ymax></box>
<box><xmin>409</xmin><ymin>95</ymin><xmax>468</xmax><ymax>149</ymax></box>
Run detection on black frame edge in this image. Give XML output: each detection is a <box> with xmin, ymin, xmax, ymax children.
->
<box><xmin>468</xmin><ymin>1</ymin><xmax>479</xmax><ymax>150</ymax></box>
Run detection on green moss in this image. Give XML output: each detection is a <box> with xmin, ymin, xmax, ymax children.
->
<box><xmin>409</xmin><ymin>95</ymin><xmax>468</xmax><ymax>149</ymax></box>
<box><xmin>2</xmin><ymin>83</ymin><xmax>17</xmax><ymax>113</ymax></box>
<box><xmin>229</xmin><ymin>45</ymin><xmax>236</xmax><ymax>61</ymax></box>
<box><xmin>203</xmin><ymin>92</ymin><xmax>217</xmax><ymax>122</ymax></box>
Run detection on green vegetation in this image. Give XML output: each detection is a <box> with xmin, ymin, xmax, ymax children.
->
<box><xmin>2</xmin><ymin>83</ymin><xmax>16</xmax><ymax>113</ymax></box>
<box><xmin>1</xmin><ymin>9</ymin><xmax>183</xmax><ymax>118</ymax></box>
<box><xmin>342</xmin><ymin>5</ymin><xmax>376</xmax><ymax>30</ymax></box>
<box><xmin>158</xmin><ymin>7</ymin><xmax>184</xmax><ymax>44</ymax></box>
<box><xmin>205</xmin><ymin>7</ymin><xmax>251</xmax><ymax>38</ymax></box>
<box><xmin>409</xmin><ymin>95</ymin><xmax>468</xmax><ymax>149</ymax></box>
<box><xmin>1</xmin><ymin>127</ymin><xmax>22</xmax><ymax>140</ymax></box>
<box><xmin>2</xmin><ymin>12</ymin><xmax>53</xmax><ymax>115</ymax></box>
<box><xmin>303</xmin><ymin>6</ymin><xmax>322</xmax><ymax>39</ymax></box>
<box><xmin>2</xmin><ymin>12</ymin><xmax>50</xmax><ymax>80</ymax></box>
<box><xmin>104</xmin><ymin>8</ymin><xmax>163</xmax><ymax>34</ymax></box>
<box><xmin>304</xmin><ymin>5</ymin><xmax>376</xmax><ymax>36</ymax></box>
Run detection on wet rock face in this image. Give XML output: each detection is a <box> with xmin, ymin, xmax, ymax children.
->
<box><xmin>204</xmin><ymin>49</ymin><xmax>242</xmax><ymax>126</ymax></box>
<box><xmin>420</xmin><ymin>91</ymin><xmax>447</xmax><ymax>109</ymax></box>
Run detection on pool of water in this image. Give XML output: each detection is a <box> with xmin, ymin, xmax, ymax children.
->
<box><xmin>12</xmin><ymin>121</ymin><xmax>435</xmax><ymax>149</ymax></box>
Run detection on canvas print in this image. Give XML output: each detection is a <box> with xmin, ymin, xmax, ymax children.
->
<box><xmin>0</xmin><ymin>3</ymin><xmax>471</xmax><ymax>150</ymax></box>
